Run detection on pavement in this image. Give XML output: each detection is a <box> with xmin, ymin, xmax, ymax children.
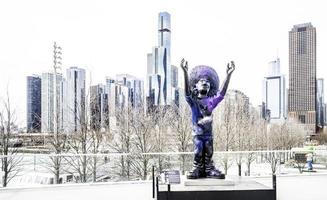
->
<box><xmin>1</xmin><ymin>174</ymin><xmax>327</xmax><ymax>200</ymax></box>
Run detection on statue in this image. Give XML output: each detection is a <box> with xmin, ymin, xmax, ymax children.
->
<box><xmin>180</xmin><ymin>59</ymin><xmax>235</xmax><ymax>179</ymax></box>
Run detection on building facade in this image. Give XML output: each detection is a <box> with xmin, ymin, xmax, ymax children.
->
<box><xmin>146</xmin><ymin>12</ymin><xmax>173</xmax><ymax>107</ymax></box>
<box><xmin>171</xmin><ymin>65</ymin><xmax>179</xmax><ymax>106</ymax></box>
<box><xmin>288</xmin><ymin>23</ymin><xmax>317</xmax><ymax>134</ymax></box>
<box><xmin>262</xmin><ymin>58</ymin><xmax>287</xmax><ymax>123</ymax></box>
<box><xmin>63</xmin><ymin>67</ymin><xmax>86</xmax><ymax>133</ymax></box>
<box><xmin>90</xmin><ymin>84</ymin><xmax>109</xmax><ymax>131</ymax></box>
<box><xmin>116</xmin><ymin>74</ymin><xmax>144</xmax><ymax>109</ymax></box>
<box><xmin>317</xmin><ymin>78</ymin><xmax>325</xmax><ymax>129</ymax></box>
<box><xmin>41</xmin><ymin>72</ymin><xmax>63</xmax><ymax>133</ymax></box>
<box><xmin>27</xmin><ymin>75</ymin><xmax>42</xmax><ymax>132</ymax></box>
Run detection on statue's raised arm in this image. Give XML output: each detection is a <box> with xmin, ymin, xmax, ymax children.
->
<box><xmin>219</xmin><ymin>61</ymin><xmax>235</xmax><ymax>97</ymax></box>
<box><xmin>180</xmin><ymin>58</ymin><xmax>191</xmax><ymax>96</ymax></box>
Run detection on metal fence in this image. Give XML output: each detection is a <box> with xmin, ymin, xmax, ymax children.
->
<box><xmin>1</xmin><ymin>149</ymin><xmax>327</xmax><ymax>187</ymax></box>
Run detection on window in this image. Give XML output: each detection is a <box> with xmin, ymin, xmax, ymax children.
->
<box><xmin>299</xmin><ymin>115</ymin><xmax>306</xmax><ymax>123</ymax></box>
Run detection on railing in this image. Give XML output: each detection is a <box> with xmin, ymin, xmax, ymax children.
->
<box><xmin>0</xmin><ymin>149</ymin><xmax>326</xmax><ymax>187</ymax></box>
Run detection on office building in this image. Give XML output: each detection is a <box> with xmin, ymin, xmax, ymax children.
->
<box><xmin>288</xmin><ymin>23</ymin><xmax>317</xmax><ymax>134</ymax></box>
<box><xmin>262</xmin><ymin>58</ymin><xmax>287</xmax><ymax>123</ymax></box>
<box><xmin>27</xmin><ymin>75</ymin><xmax>42</xmax><ymax>132</ymax></box>
<box><xmin>63</xmin><ymin>67</ymin><xmax>86</xmax><ymax>133</ymax></box>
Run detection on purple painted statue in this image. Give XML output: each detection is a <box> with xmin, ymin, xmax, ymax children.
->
<box><xmin>180</xmin><ymin>59</ymin><xmax>235</xmax><ymax>179</ymax></box>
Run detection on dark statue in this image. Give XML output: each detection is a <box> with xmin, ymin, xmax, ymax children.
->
<box><xmin>180</xmin><ymin>58</ymin><xmax>235</xmax><ymax>179</ymax></box>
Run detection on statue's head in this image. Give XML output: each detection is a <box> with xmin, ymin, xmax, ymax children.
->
<box><xmin>189</xmin><ymin>65</ymin><xmax>219</xmax><ymax>98</ymax></box>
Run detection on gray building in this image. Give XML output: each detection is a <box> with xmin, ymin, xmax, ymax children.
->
<box><xmin>27</xmin><ymin>75</ymin><xmax>42</xmax><ymax>132</ymax></box>
<box><xmin>262</xmin><ymin>58</ymin><xmax>286</xmax><ymax>123</ymax></box>
<box><xmin>41</xmin><ymin>72</ymin><xmax>64</xmax><ymax>133</ymax></box>
<box><xmin>90</xmin><ymin>84</ymin><xmax>109</xmax><ymax>131</ymax></box>
<box><xmin>63</xmin><ymin>67</ymin><xmax>86</xmax><ymax>133</ymax></box>
<box><xmin>171</xmin><ymin>65</ymin><xmax>179</xmax><ymax>106</ymax></box>
<box><xmin>317</xmin><ymin>78</ymin><xmax>325</xmax><ymax>129</ymax></box>
<box><xmin>105</xmin><ymin>77</ymin><xmax>116</xmax><ymax>120</ymax></box>
<box><xmin>288</xmin><ymin>23</ymin><xmax>317</xmax><ymax>134</ymax></box>
<box><xmin>324</xmin><ymin>103</ymin><xmax>327</xmax><ymax>126</ymax></box>
<box><xmin>116</xmin><ymin>74</ymin><xmax>144</xmax><ymax>109</ymax></box>
<box><xmin>146</xmin><ymin>12</ymin><xmax>172</xmax><ymax>107</ymax></box>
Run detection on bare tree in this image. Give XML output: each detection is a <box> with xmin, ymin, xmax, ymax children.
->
<box><xmin>64</xmin><ymin>86</ymin><xmax>108</xmax><ymax>183</ymax></box>
<box><xmin>171</xmin><ymin>103</ymin><xmax>192</xmax><ymax>175</ymax></box>
<box><xmin>0</xmin><ymin>92</ymin><xmax>23</xmax><ymax>187</ymax></box>
<box><xmin>43</xmin><ymin>130</ymin><xmax>67</xmax><ymax>184</ymax></box>
<box><xmin>130</xmin><ymin>106</ymin><xmax>155</xmax><ymax>180</ymax></box>
<box><xmin>214</xmin><ymin>91</ymin><xmax>235</xmax><ymax>175</ymax></box>
<box><xmin>233</xmin><ymin>93</ymin><xmax>249</xmax><ymax>176</ymax></box>
<box><xmin>265</xmin><ymin>119</ymin><xmax>306</xmax><ymax>174</ymax></box>
<box><xmin>244</xmin><ymin>106</ymin><xmax>265</xmax><ymax>176</ymax></box>
<box><xmin>89</xmin><ymin>128</ymin><xmax>108</xmax><ymax>182</ymax></box>
<box><xmin>110</xmin><ymin>105</ymin><xmax>134</xmax><ymax>180</ymax></box>
<box><xmin>152</xmin><ymin>106</ymin><xmax>174</xmax><ymax>172</ymax></box>
<box><xmin>316</xmin><ymin>129</ymin><xmax>327</xmax><ymax>144</ymax></box>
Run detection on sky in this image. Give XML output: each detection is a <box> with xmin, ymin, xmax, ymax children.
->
<box><xmin>0</xmin><ymin>0</ymin><xmax>326</xmax><ymax>127</ymax></box>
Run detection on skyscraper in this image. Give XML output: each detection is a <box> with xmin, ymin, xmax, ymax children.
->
<box><xmin>317</xmin><ymin>78</ymin><xmax>325</xmax><ymax>129</ymax></box>
<box><xmin>105</xmin><ymin>77</ymin><xmax>116</xmax><ymax>120</ymax></box>
<box><xmin>146</xmin><ymin>12</ymin><xmax>172</xmax><ymax>107</ymax></box>
<box><xmin>41</xmin><ymin>72</ymin><xmax>63</xmax><ymax>133</ymax></box>
<box><xmin>27</xmin><ymin>75</ymin><xmax>41</xmax><ymax>132</ymax></box>
<box><xmin>262</xmin><ymin>58</ymin><xmax>286</xmax><ymax>123</ymax></box>
<box><xmin>90</xmin><ymin>84</ymin><xmax>109</xmax><ymax>131</ymax></box>
<box><xmin>288</xmin><ymin>23</ymin><xmax>316</xmax><ymax>134</ymax></box>
<box><xmin>171</xmin><ymin>65</ymin><xmax>179</xmax><ymax>106</ymax></box>
<box><xmin>63</xmin><ymin>67</ymin><xmax>86</xmax><ymax>133</ymax></box>
<box><xmin>115</xmin><ymin>74</ymin><xmax>144</xmax><ymax>109</ymax></box>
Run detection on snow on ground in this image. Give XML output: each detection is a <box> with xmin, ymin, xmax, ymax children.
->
<box><xmin>1</xmin><ymin>174</ymin><xmax>327</xmax><ymax>200</ymax></box>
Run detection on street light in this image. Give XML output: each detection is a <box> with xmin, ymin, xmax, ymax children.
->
<box><xmin>53</xmin><ymin>42</ymin><xmax>62</xmax><ymax>150</ymax></box>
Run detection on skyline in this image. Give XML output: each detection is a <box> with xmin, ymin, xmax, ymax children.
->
<box><xmin>1</xmin><ymin>0</ymin><xmax>327</xmax><ymax>126</ymax></box>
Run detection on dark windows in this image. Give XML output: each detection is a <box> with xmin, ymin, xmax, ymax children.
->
<box><xmin>299</xmin><ymin>115</ymin><xmax>306</xmax><ymax>123</ymax></box>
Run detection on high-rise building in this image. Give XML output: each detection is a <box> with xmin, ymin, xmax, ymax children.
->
<box><xmin>317</xmin><ymin>78</ymin><xmax>325</xmax><ymax>129</ymax></box>
<box><xmin>146</xmin><ymin>12</ymin><xmax>172</xmax><ymax>107</ymax></box>
<box><xmin>262</xmin><ymin>58</ymin><xmax>286</xmax><ymax>123</ymax></box>
<box><xmin>106</xmin><ymin>77</ymin><xmax>116</xmax><ymax>118</ymax></box>
<box><xmin>90</xmin><ymin>84</ymin><xmax>109</xmax><ymax>131</ymax></box>
<box><xmin>116</xmin><ymin>74</ymin><xmax>144</xmax><ymax>109</ymax></box>
<box><xmin>147</xmin><ymin>74</ymin><xmax>161</xmax><ymax>107</ymax></box>
<box><xmin>171</xmin><ymin>65</ymin><xmax>179</xmax><ymax>106</ymax></box>
<box><xmin>324</xmin><ymin>103</ymin><xmax>327</xmax><ymax>126</ymax></box>
<box><xmin>228</xmin><ymin>90</ymin><xmax>250</xmax><ymax>115</ymax></box>
<box><xmin>41</xmin><ymin>72</ymin><xmax>63</xmax><ymax>133</ymax></box>
<box><xmin>63</xmin><ymin>67</ymin><xmax>86</xmax><ymax>133</ymax></box>
<box><xmin>27</xmin><ymin>75</ymin><xmax>41</xmax><ymax>132</ymax></box>
<box><xmin>288</xmin><ymin>23</ymin><xmax>317</xmax><ymax>134</ymax></box>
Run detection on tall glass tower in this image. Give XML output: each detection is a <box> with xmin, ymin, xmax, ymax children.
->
<box><xmin>262</xmin><ymin>58</ymin><xmax>286</xmax><ymax>123</ymax></box>
<box><xmin>146</xmin><ymin>12</ymin><xmax>172</xmax><ymax>107</ymax></box>
<box><xmin>27</xmin><ymin>75</ymin><xmax>41</xmax><ymax>132</ymax></box>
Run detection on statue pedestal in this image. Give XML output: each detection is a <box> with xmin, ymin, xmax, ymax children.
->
<box><xmin>184</xmin><ymin>178</ymin><xmax>235</xmax><ymax>186</ymax></box>
<box><xmin>156</xmin><ymin>176</ymin><xmax>276</xmax><ymax>200</ymax></box>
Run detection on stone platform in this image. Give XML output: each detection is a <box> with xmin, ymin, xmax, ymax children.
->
<box><xmin>184</xmin><ymin>178</ymin><xmax>235</xmax><ymax>186</ymax></box>
<box><xmin>157</xmin><ymin>176</ymin><xmax>276</xmax><ymax>200</ymax></box>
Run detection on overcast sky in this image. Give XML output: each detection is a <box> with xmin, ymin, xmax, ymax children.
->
<box><xmin>0</xmin><ymin>0</ymin><xmax>326</xmax><ymax>126</ymax></box>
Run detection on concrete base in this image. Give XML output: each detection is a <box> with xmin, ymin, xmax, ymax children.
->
<box><xmin>184</xmin><ymin>178</ymin><xmax>235</xmax><ymax>186</ymax></box>
<box><xmin>157</xmin><ymin>176</ymin><xmax>276</xmax><ymax>200</ymax></box>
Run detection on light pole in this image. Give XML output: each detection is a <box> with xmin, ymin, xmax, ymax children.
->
<box><xmin>53</xmin><ymin>42</ymin><xmax>62</xmax><ymax>141</ymax></box>
<box><xmin>53</xmin><ymin>42</ymin><xmax>62</xmax><ymax>184</ymax></box>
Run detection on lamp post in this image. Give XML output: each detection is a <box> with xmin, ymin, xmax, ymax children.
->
<box><xmin>53</xmin><ymin>42</ymin><xmax>62</xmax><ymax>140</ymax></box>
<box><xmin>53</xmin><ymin>42</ymin><xmax>62</xmax><ymax>184</ymax></box>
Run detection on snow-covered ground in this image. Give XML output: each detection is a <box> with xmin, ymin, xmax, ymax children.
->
<box><xmin>1</xmin><ymin>174</ymin><xmax>327</xmax><ymax>200</ymax></box>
